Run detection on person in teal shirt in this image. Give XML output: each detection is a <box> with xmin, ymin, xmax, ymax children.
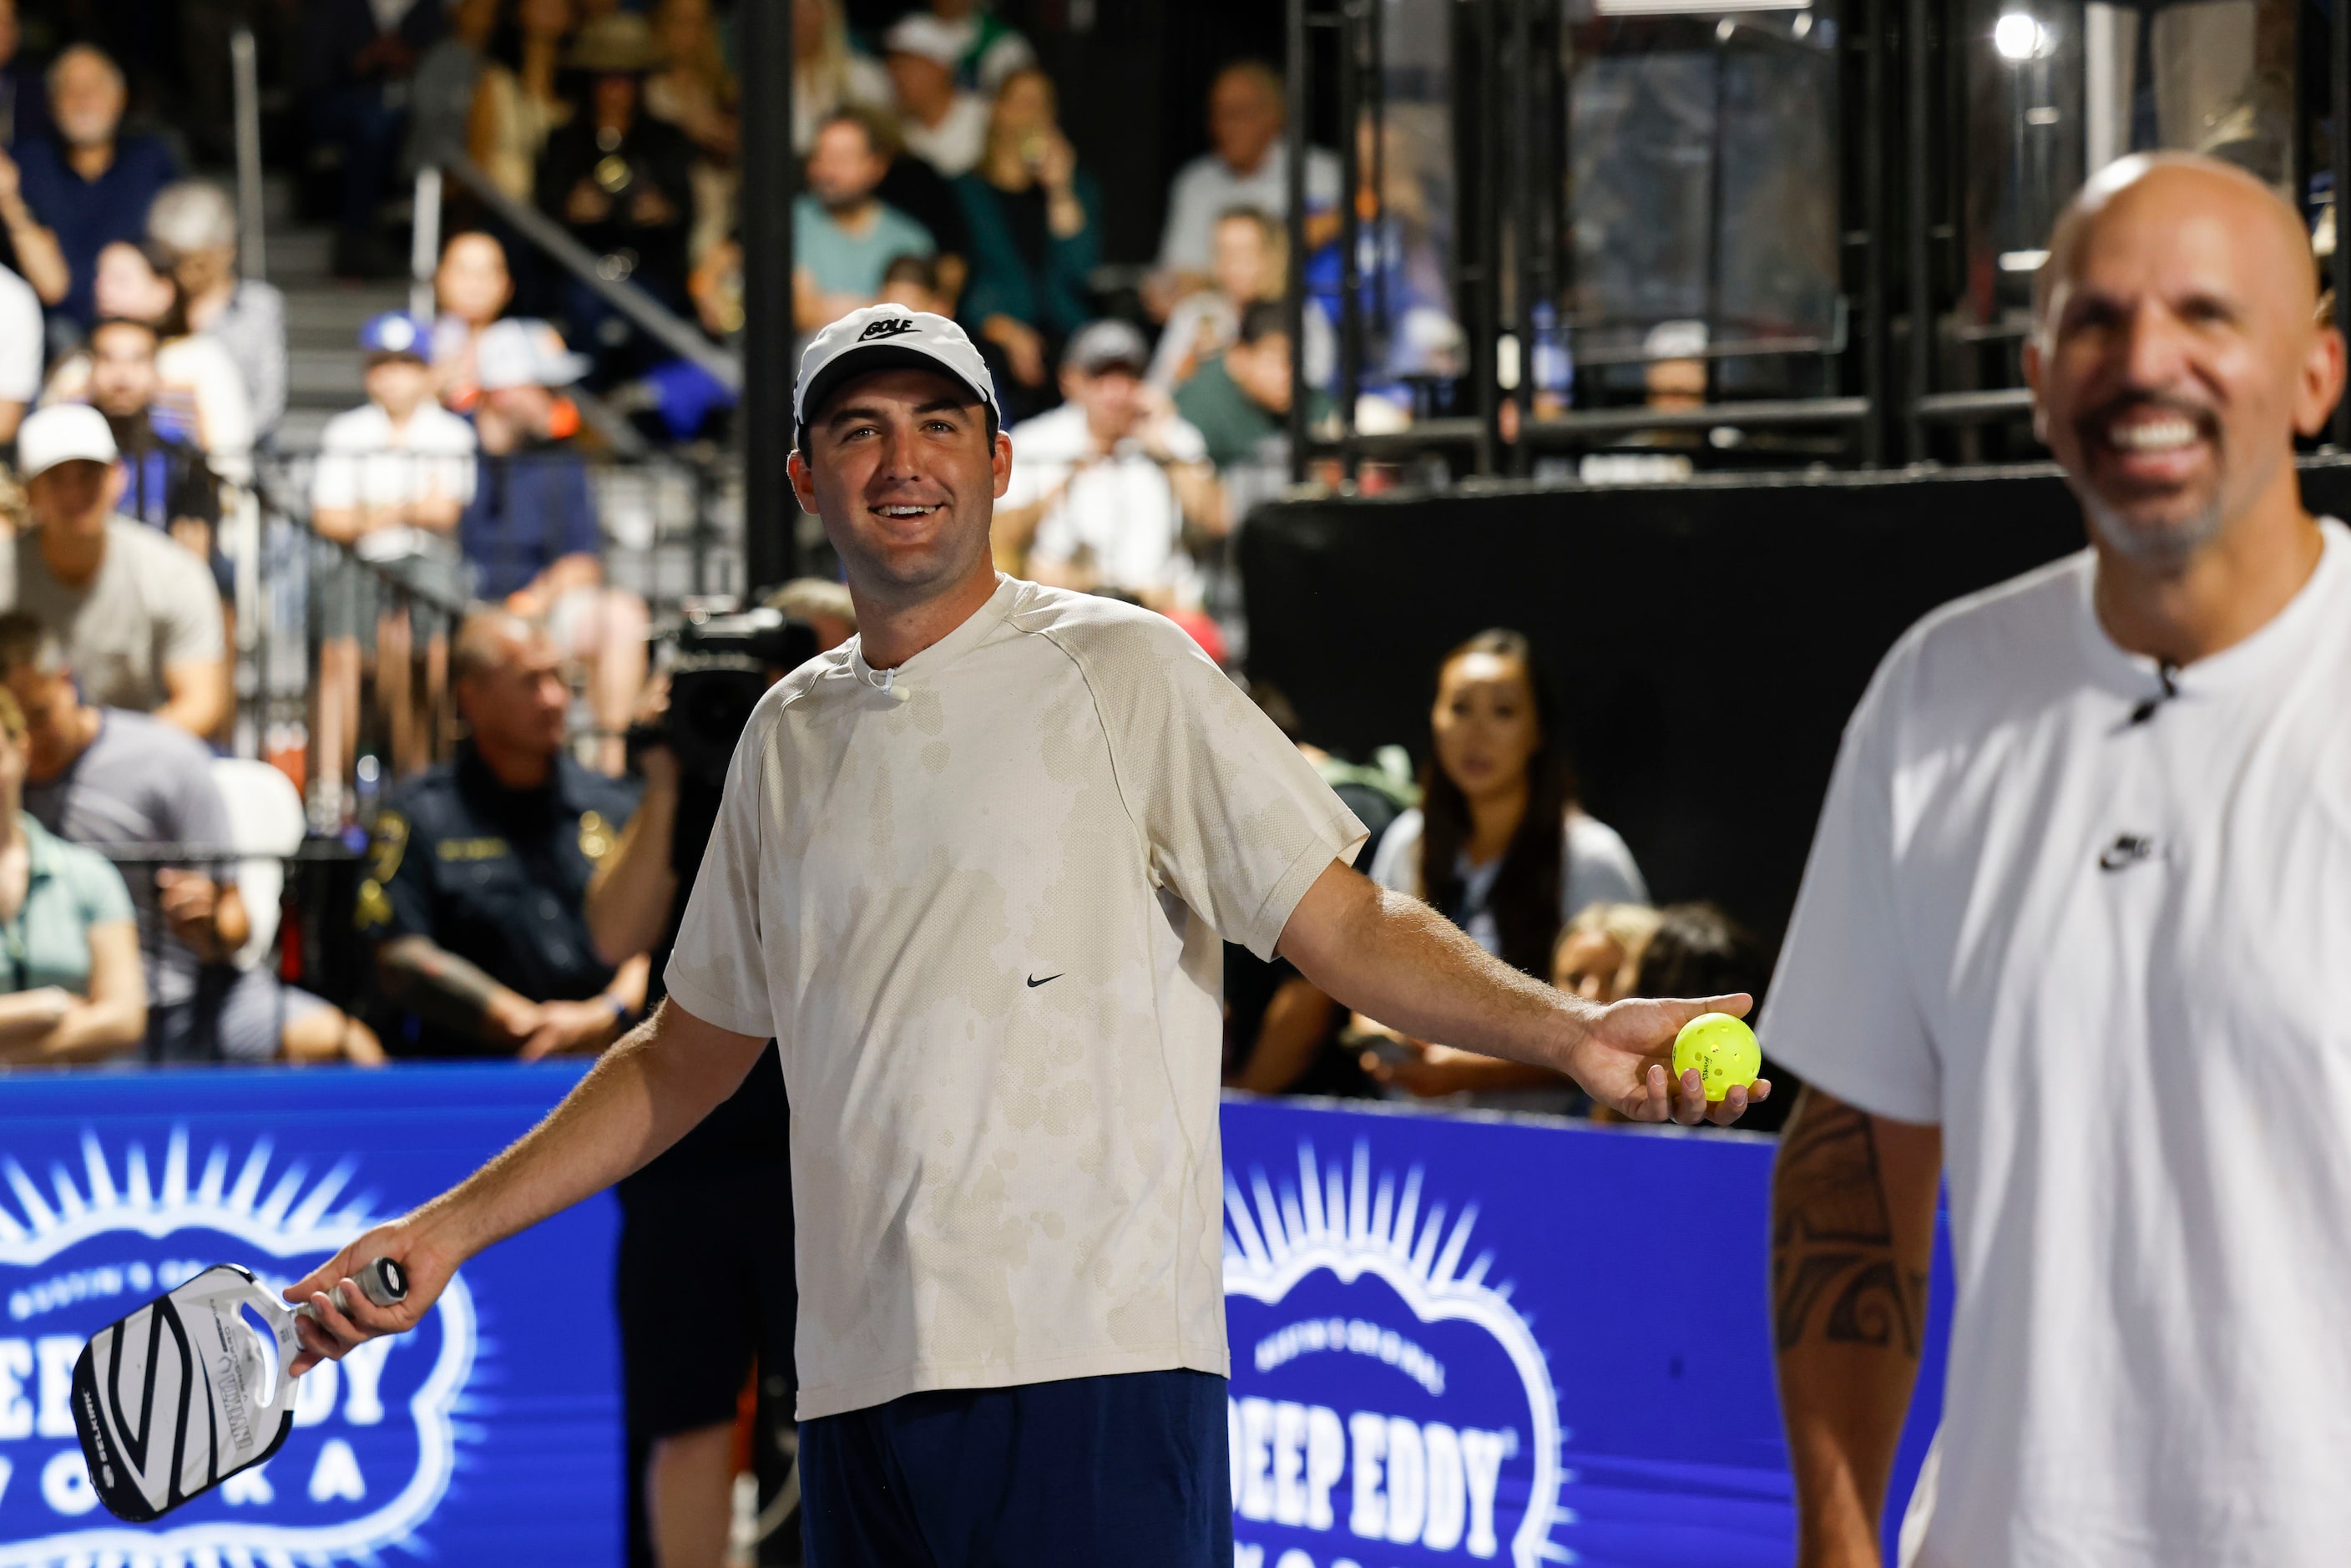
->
<box><xmin>795</xmin><ymin>113</ymin><xmax>938</xmax><ymax>330</ymax></box>
<box><xmin>953</xmin><ymin>68</ymin><xmax>1100</xmax><ymax>414</ymax></box>
<box><xmin>0</xmin><ymin>687</ymin><xmax>145</xmax><ymax>1065</ymax></box>
<box><xmin>1173</xmin><ymin>298</ymin><xmax>1332</xmax><ymax>470</ymax></box>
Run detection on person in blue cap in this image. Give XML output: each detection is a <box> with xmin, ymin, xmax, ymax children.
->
<box><xmin>308</xmin><ymin>311</ymin><xmax>478</xmax><ymax>818</ymax></box>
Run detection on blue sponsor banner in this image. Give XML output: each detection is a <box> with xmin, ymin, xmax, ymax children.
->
<box><xmin>0</xmin><ymin>1064</ymin><xmax>619</xmax><ymax>1567</ymax></box>
<box><xmin>2</xmin><ymin>1068</ymin><xmax>1944</xmax><ymax>1565</ymax></box>
<box><xmin>1221</xmin><ymin>1096</ymin><xmax>1952</xmax><ymax>1568</ymax></box>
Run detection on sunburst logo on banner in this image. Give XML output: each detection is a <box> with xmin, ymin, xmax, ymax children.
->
<box><xmin>1222</xmin><ymin>1139</ymin><xmax>1575</xmax><ymax>1568</ymax></box>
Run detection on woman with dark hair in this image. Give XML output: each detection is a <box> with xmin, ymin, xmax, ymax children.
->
<box><xmin>953</xmin><ymin>66</ymin><xmax>1100</xmax><ymax>404</ymax></box>
<box><xmin>469</xmin><ymin>0</ymin><xmax>574</xmax><ymax>204</ymax></box>
<box><xmin>1359</xmin><ymin>629</ymin><xmax>1648</xmax><ymax>1106</ymax></box>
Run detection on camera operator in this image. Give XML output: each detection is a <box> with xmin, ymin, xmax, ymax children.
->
<box><xmin>585</xmin><ymin>589</ymin><xmax>832</xmax><ymax>1568</ymax></box>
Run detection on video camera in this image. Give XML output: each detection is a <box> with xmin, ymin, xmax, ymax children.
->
<box><xmin>630</xmin><ymin>607</ymin><xmax>819</xmax><ymax>787</ymax></box>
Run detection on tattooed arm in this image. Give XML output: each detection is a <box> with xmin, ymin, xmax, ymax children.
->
<box><xmin>1772</xmin><ymin>1085</ymin><xmax>1943</xmax><ymax>1567</ymax></box>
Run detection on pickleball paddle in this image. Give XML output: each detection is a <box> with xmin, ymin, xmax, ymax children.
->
<box><xmin>70</xmin><ymin>1257</ymin><xmax>407</xmax><ymax>1522</ymax></box>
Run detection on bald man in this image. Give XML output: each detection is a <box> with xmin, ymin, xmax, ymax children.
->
<box><xmin>1765</xmin><ymin>154</ymin><xmax>2348</xmax><ymax>1566</ymax></box>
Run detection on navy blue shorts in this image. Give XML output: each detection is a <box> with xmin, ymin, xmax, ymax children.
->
<box><xmin>799</xmin><ymin>1369</ymin><xmax>1232</xmax><ymax>1566</ymax></box>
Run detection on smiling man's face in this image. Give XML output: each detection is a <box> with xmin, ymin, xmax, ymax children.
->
<box><xmin>789</xmin><ymin>367</ymin><xmax>1010</xmax><ymax>607</ymax></box>
<box><xmin>2028</xmin><ymin>159</ymin><xmax>2339</xmax><ymax>571</ymax></box>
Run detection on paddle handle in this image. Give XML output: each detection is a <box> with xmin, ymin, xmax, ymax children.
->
<box><xmin>298</xmin><ymin>1257</ymin><xmax>408</xmax><ymax>1320</ymax></box>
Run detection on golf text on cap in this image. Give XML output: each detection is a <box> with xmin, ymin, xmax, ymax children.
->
<box><xmin>791</xmin><ymin>306</ymin><xmax>1002</xmax><ymax>448</ymax></box>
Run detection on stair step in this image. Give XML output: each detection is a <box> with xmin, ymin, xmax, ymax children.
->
<box><xmin>286</xmin><ymin>346</ymin><xmax>366</xmax><ymax>402</ymax></box>
<box><xmin>281</xmin><ymin>285</ymin><xmax>410</xmax><ymax>328</ymax></box>
<box><xmin>261</xmin><ymin>229</ymin><xmax>337</xmax><ymax>283</ymax></box>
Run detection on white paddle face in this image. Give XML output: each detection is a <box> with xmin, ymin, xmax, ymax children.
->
<box><xmin>71</xmin><ymin>1265</ymin><xmax>302</xmax><ymax>1522</ymax></box>
<box><xmin>71</xmin><ymin>1257</ymin><xmax>407</xmax><ymax>1521</ymax></box>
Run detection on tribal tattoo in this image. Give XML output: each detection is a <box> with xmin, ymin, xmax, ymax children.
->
<box><xmin>1772</xmin><ymin>1095</ymin><xmax>1929</xmax><ymax>1357</ymax></box>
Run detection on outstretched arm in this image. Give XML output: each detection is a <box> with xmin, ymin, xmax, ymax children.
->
<box><xmin>1276</xmin><ymin>860</ymin><xmax>1765</xmax><ymax>1125</ymax></box>
<box><xmin>284</xmin><ymin>998</ymin><xmax>769</xmax><ymax>1370</ymax></box>
<box><xmin>1773</xmin><ymin>1085</ymin><xmax>1943</xmax><ymax>1567</ymax></box>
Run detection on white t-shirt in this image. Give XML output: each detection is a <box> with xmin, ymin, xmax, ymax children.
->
<box><xmin>1155</xmin><ymin>144</ymin><xmax>1343</xmax><ymax>276</ymax></box>
<box><xmin>0</xmin><ymin>264</ymin><xmax>41</xmax><ymax>405</ymax></box>
<box><xmin>311</xmin><ymin>401</ymin><xmax>478</xmax><ymax>564</ymax></box>
<box><xmin>1367</xmin><ymin>805</ymin><xmax>1647</xmax><ymax>1114</ymax></box>
<box><xmin>1762</xmin><ymin>519</ymin><xmax>2351</xmax><ymax>1567</ymax></box>
<box><xmin>1008</xmin><ymin>402</ymin><xmax>1210</xmax><ymax>605</ymax></box>
<box><xmin>665</xmin><ymin>578</ymin><xmax>1366</xmax><ymax>1419</ymax></box>
<box><xmin>1368</xmin><ymin>806</ymin><xmax>1650</xmax><ymax>946</ymax></box>
<box><xmin>897</xmin><ymin>92</ymin><xmax>990</xmax><ymax>178</ymax></box>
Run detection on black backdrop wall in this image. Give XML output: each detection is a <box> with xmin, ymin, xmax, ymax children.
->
<box><xmin>1239</xmin><ymin>458</ymin><xmax>2351</xmax><ymax>946</ymax></box>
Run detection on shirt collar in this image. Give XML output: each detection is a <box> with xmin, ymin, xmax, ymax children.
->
<box><xmin>19</xmin><ymin>814</ymin><xmax>64</xmax><ymax>884</ymax></box>
<box><xmin>2076</xmin><ymin>516</ymin><xmax>2347</xmax><ymax>700</ymax></box>
<box><xmin>843</xmin><ymin>574</ymin><xmax>1018</xmax><ymax>694</ymax></box>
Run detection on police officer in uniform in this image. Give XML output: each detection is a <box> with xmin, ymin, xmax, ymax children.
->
<box><xmin>358</xmin><ymin>609</ymin><xmax>647</xmax><ymax>1057</ymax></box>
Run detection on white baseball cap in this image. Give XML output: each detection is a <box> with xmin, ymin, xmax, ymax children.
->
<box><xmin>882</xmin><ymin>12</ymin><xmax>965</xmax><ymax>68</ymax></box>
<box><xmin>475</xmin><ymin>318</ymin><xmax>592</xmax><ymax>391</ymax></box>
<box><xmin>15</xmin><ymin>404</ymin><xmax>118</xmax><ymax>481</ymax></box>
<box><xmin>793</xmin><ymin>306</ymin><xmax>1000</xmax><ymax>452</ymax></box>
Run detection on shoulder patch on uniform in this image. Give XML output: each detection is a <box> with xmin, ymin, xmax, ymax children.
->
<box><xmin>370</xmin><ymin>811</ymin><xmax>410</xmax><ymax>883</ymax></box>
<box><xmin>356</xmin><ymin>877</ymin><xmax>393</xmax><ymax>932</ymax></box>
<box><xmin>437</xmin><ymin>837</ymin><xmax>511</xmax><ymax>862</ymax></box>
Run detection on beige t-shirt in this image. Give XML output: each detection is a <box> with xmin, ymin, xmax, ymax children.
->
<box><xmin>665</xmin><ymin>577</ymin><xmax>1365</xmax><ymax>1419</ymax></box>
<box><xmin>0</xmin><ymin>519</ymin><xmax>225</xmax><ymax>715</ymax></box>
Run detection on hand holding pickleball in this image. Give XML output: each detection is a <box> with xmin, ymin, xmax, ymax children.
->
<box><xmin>1671</xmin><ymin>1012</ymin><xmax>1762</xmax><ymax>1102</ymax></box>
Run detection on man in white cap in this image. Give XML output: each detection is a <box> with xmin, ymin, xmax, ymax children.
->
<box><xmin>998</xmin><ymin>316</ymin><xmax>1223</xmax><ymax>604</ymax></box>
<box><xmin>288</xmin><ymin>305</ymin><xmax>1766</xmax><ymax>1560</ymax></box>
<box><xmin>882</xmin><ymin>12</ymin><xmax>989</xmax><ymax>178</ymax></box>
<box><xmin>0</xmin><ymin>402</ymin><xmax>225</xmax><ymax>736</ymax></box>
<box><xmin>460</xmin><ymin>316</ymin><xmax>645</xmax><ymax>771</ymax></box>
<box><xmin>1768</xmin><ymin>154</ymin><xmax>2351</xmax><ymax>1566</ymax></box>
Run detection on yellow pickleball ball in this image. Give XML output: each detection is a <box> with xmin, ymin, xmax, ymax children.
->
<box><xmin>1671</xmin><ymin>1012</ymin><xmax>1760</xmax><ymax>1102</ymax></box>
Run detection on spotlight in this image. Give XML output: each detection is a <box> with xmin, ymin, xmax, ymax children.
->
<box><xmin>1994</xmin><ymin>12</ymin><xmax>2043</xmax><ymax>59</ymax></box>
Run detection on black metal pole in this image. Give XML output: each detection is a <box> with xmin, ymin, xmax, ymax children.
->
<box><xmin>1338</xmin><ymin>0</ymin><xmax>1364</xmax><ymax>484</ymax></box>
<box><xmin>1474</xmin><ymin>0</ymin><xmax>1502</xmax><ymax>474</ymax></box>
<box><xmin>1507</xmin><ymin>0</ymin><xmax>1534</xmax><ymax>476</ymax></box>
<box><xmin>1904</xmin><ymin>0</ymin><xmax>1931</xmax><ymax>462</ymax></box>
<box><xmin>741</xmin><ymin>0</ymin><xmax>796</xmax><ymax>594</ymax></box>
<box><xmin>1368</xmin><ymin>0</ymin><xmax>1388</xmax><ymax>341</ymax></box>
<box><xmin>2335</xmin><ymin>2</ymin><xmax>2350</xmax><ymax>448</ymax></box>
<box><xmin>1287</xmin><ymin>0</ymin><xmax>1312</xmax><ymax>483</ymax></box>
<box><xmin>1859</xmin><ymin>0</ymin><xmax>1888</xmax><ymax>466</ymax></box>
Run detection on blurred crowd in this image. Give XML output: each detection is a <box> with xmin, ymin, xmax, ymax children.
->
<box><xmin>0</xmin><ymin>0</ymin><xmax>1775</xmax><ymax>1124</ymax></box>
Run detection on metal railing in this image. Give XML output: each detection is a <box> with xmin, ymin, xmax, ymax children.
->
<box><xmin>240</xmin><ymin>444</ymin><xmax>745</xmax><ymax>832</ymax></box>
<box><xmin>416</xmin><ymin>144</ymin><xmax>743</xmax><ymax>395</ymax></box>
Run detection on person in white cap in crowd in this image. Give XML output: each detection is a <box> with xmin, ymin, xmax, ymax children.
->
<box><xmin>918</xmin><ymin>0</ymin><xmax>1034</xmax><ymax>94</ymax></box>
<box><xmin>0</xmin><ymin>250</ymin><xmax>39</xmax><ymax>445</ymax></box>
<box><xmin>996</xmin><ymin>316</ymin><xmax>1224</xmax><ymax>607</ymax></box>
<box><xmin>288</xmin><ymin>302</ymin><xmax>1764</xmax><ymax>1560</ymax></box>
<box><xmin>881</xmin><ymin>11</ymin><xmax>990</xmax><ymax>178</ymax></box>
<box><xmin>458</xmin><ymin>317</ymin><xmax>646</xmax><ymax>774</ymax></box>
<box><xmin>310</xmin><ymin>311</ymin><xmax>480</xmax><ymax>809</ymax></box>
<box><xmin>0</xmin><ymin>403</ymin><xmax>226</xmax><ymax>737</ymax></box>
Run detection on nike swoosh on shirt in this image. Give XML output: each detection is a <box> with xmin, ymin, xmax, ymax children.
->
<box><xmin>1026</xmin><ymin>974</ymin><xmax>1063</xmax><ymax>989</ymax></box>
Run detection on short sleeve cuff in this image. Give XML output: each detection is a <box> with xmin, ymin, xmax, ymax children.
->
<box><xmin>1238</xmin><ymin>808</ymin><xmax>1368</xmax><ymax>962</ymax></box>
<box><xmin>1757</xmin><ymin>1025</ymin><xmax>1943</xmax><ymax>1126</ymax></box>
<box><xmin>660</xmin><ymin>962</ymin><xmax>775</xmax><ymax>1041</ymax></box>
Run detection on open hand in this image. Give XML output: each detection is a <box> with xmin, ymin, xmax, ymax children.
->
<box><xmin>283</xmin><ymin>1220</ymin><xmax>450</xmax><ymax>1375</ymax></box>
<box><xmin>1563</xmin><ymin>993</ymin><xmax>1770</xmax><ymax>1126</ymax></box>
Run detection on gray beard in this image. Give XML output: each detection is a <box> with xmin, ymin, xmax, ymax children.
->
<box><xmin>2078</xmin><ymin>489</ymin><xmax>2229</xmax><ymax>572</ymax></box>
